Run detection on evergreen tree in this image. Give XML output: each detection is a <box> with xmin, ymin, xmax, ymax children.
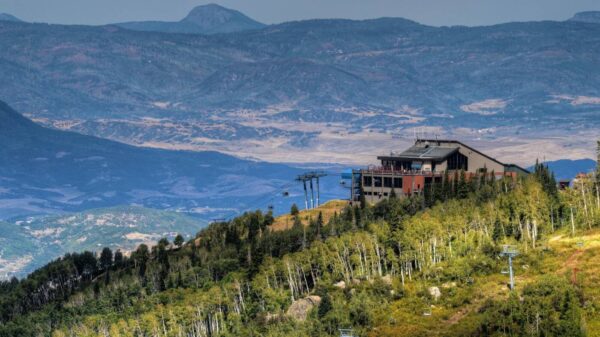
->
<box><xmin>99</xmin><ymin>247</ymin><xmax>113</xmax><ymax>270</ymax></box>
<box><xmin>134</xmin><ymin>244</ymin><xmax>149</xmax><ymax>281</ymax></box>
<box><xmin>290</xmin><ymin>203</ymin><xmax>300</xmax><ymax>216</ymax></box>
<box><xmin>318</xmin><ymin>293</ymin><xmax>333</xmax><ymax>318</ymax></box>
<box><xmin>452</xmin><ymin>171</ymin><xmax>460</xmax><ymax>198</ymax></box>
<box><xmin>158</xmin><ymin>237</ymin><xmax>170</xmax><ymax>247</ymax></box>
<box><xmin>113</xmin><ymin>250</ymin><xmax>123</xmax><ymax>268</ymax></box>
<box><xmin>315</xmin><ymin>211</ymin><xmax>323</xmax><ymax>240</ymax></box>
<box><xmin>442</xmin><ymin>171</ymin><xmax>451</xmax><ymax>201</ymax></box>
<box><xmin>457</xmin><ymin>170</ymin><xmax>469</xmax><ymax>199</ymax></box>
<box><xmin>359</xmin><ymin>183</ymin><xmax>367</xmax><ymax>209</ymax></box>
<box><xmin>174</xmin><ymin>234</ymin><xmax>184</xmax><ymax>248</ymax></box>
<box><xmin>354</xmin><ymin>206</ymin><xmax>362</xmax><ymax>229</ymax></box>
<box><xmin>492</xmin><ymin>219</ymin><xmax>504</xmax><ymax>243</ymax></box>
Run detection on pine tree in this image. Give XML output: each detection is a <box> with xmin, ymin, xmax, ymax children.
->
<box><xmin>113</xmin><ymin>250</ymin><xmax>123</xmax><ymax>268</ymax></box>
<box><xmin>442</xmin><ymin>171</ymin><xmax>451</xmax><ymax>201</ymax></box>
<box><xmin>492</xmin><ymin>219</ymin><xmax>504</xmax><ymax>243</ymax></box>
<box><xmin>318</xmin><ymin>293</ymin><xmax>333</xmax><ymax>318</ymax></box>
<box><xmin>457</xmin><ymin>170</ymin><xmax>469</xmax><ymax>199</ymax></box>
<box><xmin>99</xmin><ymin>247</ymin><xmax>113</xmax><ymax>271</ymax></box>
<box><xmin>315</xmin><ymin>211</ymin><xmax>323</xmax><ymax>240</ymax></box>
<box><xmin>174</xmin><ymin>234</ymin><xmax>184</xmax><ymax>248</ymax></box>
<box><xmin>452</xmin><ymin>171</ymin><xmax>460</xmax><ymax>198</ymax></box>
<box><xmin>291</xmin><ymin>203</ymin><xmax>300</xmax><ymax>216</ymax></box>
<box><xmin>359</xmin><ymin>183</ymin><xmax>367</xmax><ymax>209</ymax></box>
<box><xmin>354</xmin><ymin>206</ymin><xmax>363</xmax><ymax>229</ymax></box>
<box><xmin>134</xmin><ymin>244</ymin><xmax>149</xmax><ymax>281</ymax></box>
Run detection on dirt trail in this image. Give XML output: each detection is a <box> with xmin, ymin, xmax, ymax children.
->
<box><xmin>561</xmin><ymin>249</ymin><xmax>584</xmax><ymax>273</ymax></box>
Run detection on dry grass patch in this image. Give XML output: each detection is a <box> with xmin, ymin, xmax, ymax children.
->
<box><xmin>270</xmin><ymin>200</ymin><xmax>349</xmax><ymax>231</ymax></box>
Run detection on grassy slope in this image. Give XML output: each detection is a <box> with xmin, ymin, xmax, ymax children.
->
<box><xmin>270</xmin><ymin>200</ymin><xmax>349</xmax><ymax>231</ymax></box>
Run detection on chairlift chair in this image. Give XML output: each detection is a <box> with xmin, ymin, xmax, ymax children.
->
<box><xmin>267</xmin><ymin>205</ymin><xmax>274</xmax><ymax>211</ymax></box>
<box><xmin>501</xmin><ymin>268</ymin><xmax>510</xmax><ymax>275</ymax></box>
<box><xmin>282</xmin><ymin>191</ymin><xmax>289</xmax><ymax>197</ymax></box>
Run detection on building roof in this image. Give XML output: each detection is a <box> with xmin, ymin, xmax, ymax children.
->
<box><xmin>379</xmin><ymin>139</ymin><xmax>530</xmax><ymax>174</ymax></box>
<box><xmin>378</xmin><ymin>144</ymin><xmax>459</xmax><ymax>161</ymax></box>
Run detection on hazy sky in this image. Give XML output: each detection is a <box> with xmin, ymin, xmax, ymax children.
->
<box><xmin>2</xmin><ymin>0</ymin><xmax>600</xmax><ymax>26</ymax></box>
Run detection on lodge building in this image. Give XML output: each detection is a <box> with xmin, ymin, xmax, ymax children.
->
<box><xmin>351</xmin><ymin>139</ymin><xmax>529</xmax><ymax>203</ymax></box>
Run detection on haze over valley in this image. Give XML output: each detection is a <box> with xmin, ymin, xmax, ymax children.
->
<box><xmin>1</xmin><ymin>5</ymin><xmax>599</xmax><ymax>166</ymax></box>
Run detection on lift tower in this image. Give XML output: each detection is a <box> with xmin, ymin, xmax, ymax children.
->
<box><xmin>296</xmin><ymin>171</ymin><xmax>327</xmax><ymax>209</ymax></box>
<box><xmin>500</xmin><ymin>245</ymin><xmax>519</xmax><ymax>290</ymax></box>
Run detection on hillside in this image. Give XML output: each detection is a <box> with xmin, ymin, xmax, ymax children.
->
<box><xmin>0</xmin><ymin>206</ymin><xmax>206</xmax><ymax>279</ymax></box>
<box><xmin>116</xmin><ymin>4</ymin><xmax>266</xmax><ymax>35</ymax></box>
<box><xmin>0</xmin><ymin>100</ymin><xmax>348</xmax><ymax>220</ymax></box>
<box><xmin>1</xmin><ymin>163</ymin><xmax>598</xmax><ymax>336</ymax></box>
<box><xmin>569</xmin><ymin>11</ymin><xmax>600</xmax><ymax>24</ymax></box>
<box><xmin>0</xmin><ymin>13</ymin><xmax>21</xmax><ymax>22</ymax></box>
<box><xmin>1</xmin><ymin>14</ymin><xmax>599</xmax><ymax>163</ymax></box>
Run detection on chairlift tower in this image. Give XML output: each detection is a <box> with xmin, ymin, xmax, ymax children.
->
<box><xmin>499</xmin><ymin>245</ymin><xmax>519</xmax><ymax>290</ymax></box>
<box><xmin>296</xmin><ymin>174</ymin><xmax>310</xmax><ymax>210</ymax></box>
<box><xmin>296</xmin><ymin>171</ymin><xmax>327</xmax><ymax>210</ymax></box>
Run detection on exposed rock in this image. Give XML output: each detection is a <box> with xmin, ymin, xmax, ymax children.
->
<box><xmin>442</xmin><ymin>282</ymin><xmax>457</xmax><ymax>289</ymax></box>
<box><xmin>381</xmin><ymin>274</ymin><xmax>393</xmax><ymax>285</ymax></box>
<box><xmin>429</xmin><ymin>286</ymin><xmax>442</xmax><ymax>301</ymax></box>
<box><xmin>334</xmin><ymin>280</ymin><xmax>346</xmax><ymax>289</ymax></box>
<box><xmin>286</xmin><ymin>296</ymin><xmax>321</xmax><ymax>321</ymax></box>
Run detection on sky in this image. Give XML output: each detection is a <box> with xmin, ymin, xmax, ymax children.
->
<box><xmin>1</xmin><ymin>0</ymin><xmax>600</xmax><ymax>26</ymax></box>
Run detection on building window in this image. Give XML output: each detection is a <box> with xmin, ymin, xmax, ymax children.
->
<box><xmin>447</xmin><ymin>152</ymin><xmax>468</xmax><ymax>171</ymax></box>
<box><xmin>363</xmin><ymin>176</ymin><xmax>372</xmax><ymax>186</ymax></box>
<box><xmin>384</xmin><ymin>177</ymin><xmax>393</xmax><ymax>188</ymax></box>
<box><xmin>374</xmin><ymin>176</ymin><xmax>382</xmax><ymax>187</ymax></box>
<box><xmin>393</xmin><ymin>178</ymin><xmax>402</xmax><ymax>188</ymax></box>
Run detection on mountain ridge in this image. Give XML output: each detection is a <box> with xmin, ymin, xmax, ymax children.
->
<box><xmin>1</xmin><ymin>14</ymin><xmax>599</xmax><ymax>163</ymax></box>
<box><xmin>0</xmin><ymin>13</ymin><xmax>21</xmax><ymax>22</ymax></box>
<box><xmin>568</xmin><ymin>11</ymin><xmax>600</xmax><ymax>24</ymax></box>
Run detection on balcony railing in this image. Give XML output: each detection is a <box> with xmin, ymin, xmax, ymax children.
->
<box><xmin>356</xmin><ymin>167</ymin><xmax>443</xmax><ymax>176</ymax></box>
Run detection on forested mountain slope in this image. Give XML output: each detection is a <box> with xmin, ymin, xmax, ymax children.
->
<box><xmin>1</xmin><ymin>161</ymin><xmax>599</xmax><ymax>336</ymax></box>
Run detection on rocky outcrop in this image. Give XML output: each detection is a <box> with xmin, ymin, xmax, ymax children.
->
<box><xmin>286</xmin><ymin>296</ymin><xmax>322</xmax><ymax>321</ymax></box>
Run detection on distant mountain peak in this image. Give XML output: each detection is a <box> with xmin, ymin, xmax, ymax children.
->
<box><xmin>568</xmin><ymin>11</ymin><xmax>600</xmax><ymax>24</ymax></box>
<box><xmin>0</xmin><ymin>13</ymin><xmax>22</xmax><ymax>22</ymax></box>
<box><xmin>180</xmin><ymin>3</ymin><xmax>265</xmax><ymax>33</ymax></box>
<box><xmin>115</xmin><ymin>3</ymin><xmax>265</xmax><ymax>35</ymax></box>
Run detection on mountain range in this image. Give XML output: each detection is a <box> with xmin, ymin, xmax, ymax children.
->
<box><xmin>0</xmin><ymin>9</ymin><xmax>599</xmax><ymax>163</ymax></box>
